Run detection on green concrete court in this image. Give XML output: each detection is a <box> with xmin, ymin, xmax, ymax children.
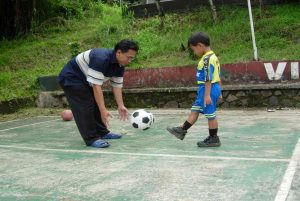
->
<box><xmin>0</xmin><ymin>109</ymin><xmax>299</xmax><ymax>201</ymax></box>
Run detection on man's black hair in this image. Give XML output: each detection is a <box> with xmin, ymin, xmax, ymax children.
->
<box><xmin>188</xmin><ymin>32</ymin><xmax>210</xmax><ymax>47</ymax></box>
<box><xmin>114</xmin><ymin>39</ymin><xmax>139</xmax><ymax>52</ymax></box>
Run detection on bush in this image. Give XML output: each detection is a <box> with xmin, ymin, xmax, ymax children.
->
<box><xmin>34</xmin><ymin>0</ymin><xmax>104</xmax><ymax>24</ymax></box>
<box><xmin>69</xmin><ymin>42</ymin><xmax>80</xmax><ymax>58</ymax></box>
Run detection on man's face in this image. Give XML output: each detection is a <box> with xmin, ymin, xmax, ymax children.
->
<box><xmin>189</xmin><ymin>43</ymin><xmax>205</xmax><ymax>57</ymax></box>
<box><xmin>116</xmin><ymin>49</ymin><xmax>137</xmax><ymax>66</ymax></box>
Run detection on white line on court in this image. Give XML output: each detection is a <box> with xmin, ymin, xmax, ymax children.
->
<box><xmin>35</xmin><ymin>115</ymin><xmax>60</xmax><ymax>118</ymax></box>
<box><xmin>0</xmin><ymin>119</ymin><xmax>61</xmax><ymax>132</ymax></box>
<box><xmin>0</xmin><ymin>116</ymin><xmax>58</xmax><ymax>124</ymax></box>
<box><xmin>274</xmin><ymin>138</ymin><xmax>300</xmax><ymax>201</ymax></box>
<box><xmin>0</xmin><ymin>119</ymin><xmax>23</xmax><ymax>124</ymax></box>
<box><xmin>0</xmin><ymin>144</ymin><xmax>290</xmax><ymax>162</ymax></box>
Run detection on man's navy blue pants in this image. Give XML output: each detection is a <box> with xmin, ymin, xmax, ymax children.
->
<box><xmin>61</xmin><ymin>84</ymin><xmax>110</xmax><ymax>146</ymax></box>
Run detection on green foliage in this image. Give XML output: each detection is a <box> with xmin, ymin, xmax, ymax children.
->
<box><xmin>34</xmin><ymin>0</ymin><xmax>103</xmax><ymax>24</ymax></box>
<box><xmin>121</xmin><ymin>3</ymin><xmax>135</xmax><ymax>19</ymax></box>
<box><xmin>69</xmin><ymin>42</ymin><xmax>80</xmax><ymax>58</ymax></box>
<box><xmin>0</xmin><ymin>72</ymin><xmax>11</xmax><ymax>86</ymax></box>
<box><xmin>31</xmin><ymin>0</ymin><xmax>102</xmax><ymax>34</ymax></box>
<box><xmin>0</xmin><ymin>3</ymin><xmax>299</xmax><ymax>102</ymax></box>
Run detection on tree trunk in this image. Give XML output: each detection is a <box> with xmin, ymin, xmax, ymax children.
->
<box><xmin>0</xmin><ymin>0</ymin><xmax>36</xmax><ymax>40</ymax></box>
<box><xmin>259</xmin><ymin>0</ymin><xmax>263</xmax><ymax>18</ymax></box>
<box><xmin>155</xmin><ymin>0</ymin><xmax>164</xmax><ymax>30</ymax></box>
<box><xmin>208</xmin><ymin>0</ymin><xmax>217</xmax><ymax>23</ymax></box>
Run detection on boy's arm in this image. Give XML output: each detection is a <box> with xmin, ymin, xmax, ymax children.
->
<box><xmin>204</xmin><ymin>56</ymin><xmax>213</xmax><ymax>107</ymax></box>
<box><xmin>218</xmin><ymin>80</ymin><xmax>223</xmax><ymax>100</ymax></box>
<box><xmin>204</xmin><ymin>81</ymin><xmax>212</xmax><ymax>107</ymax></box>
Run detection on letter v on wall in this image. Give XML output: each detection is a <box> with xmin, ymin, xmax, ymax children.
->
<box><xmin>264</xmin><ymin>62</ymin><xmax>287</xmax><ymax>80</ymax></box>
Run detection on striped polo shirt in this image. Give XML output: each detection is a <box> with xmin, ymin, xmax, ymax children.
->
<box><xmin>58</xmin><ymin>48</ymin><xmax>124</xmax><ymax>88</ymax></box>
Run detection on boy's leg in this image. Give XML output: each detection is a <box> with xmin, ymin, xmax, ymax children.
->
<box><xmin>197</xmin><ymin>116</ymin><xmax>221</xmax><ymax>147</ymax></box>
<box><xmin>197</xmin><ymin>84</ymin><xmax>221</xmax><ymax>147</ymax></box>
<box><xmin>166</xmin><ymin>86</ymin><xmax>204</xmax><ymax>140</ymax></box>
<box><xmin>208</xmin><ymin>118</ymin><xmax>218</xmax><ymax>129</ymax></box>
<box><xmin>187</xmin><ymin>112</ymin><xmax>200</xmax><ymax>125</ymax></box>
<box><xmin>197</xmin><ymin>119</ymin><xmax>220</xmax><ymax>147</ymax></box>
<box><xmin>167</xmin><ymin>112</ymin><xmax>199</xmax><ymax>140</ymax></box>
<box><xmin>62</xmin><ymin>85</ymin><xmax>110</xmax><ymax>146</ymax></box>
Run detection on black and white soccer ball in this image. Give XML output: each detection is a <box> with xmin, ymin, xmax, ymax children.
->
<box><xmin>130</xmin><ymin>109</ymin><xmax>154</xmax><ymax>130</ymax></box>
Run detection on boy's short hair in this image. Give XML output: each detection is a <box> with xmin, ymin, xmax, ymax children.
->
<box><xmin>114</xmin><ymin>39</ymin><xmax>139</xmax><ymax>53</ymax></box>
<box><xmin>188</xmin><ymin>32</ymin><xmax>210</xmax><ymax>47</ymax></box>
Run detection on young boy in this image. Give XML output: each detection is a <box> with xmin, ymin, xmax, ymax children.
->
<box><xmin>167</xmin><ymin>32</ymin><xmax>222</xmax><ymax>147</ymax></box>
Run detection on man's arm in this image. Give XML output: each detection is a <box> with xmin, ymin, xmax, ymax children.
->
<box><xmin>93</xmin><ymin>84</ymin><xmax>111</xmax><ymax>127</ymax></box>
<box><xmin>112</xmin><ymin>87</ymin><xmax>124</xmax><ymax>107</ymax></box>
<box><xmin>112</xmin><ymin>87</ymin><xmax>128</xmax><ymax>121</ymax></box>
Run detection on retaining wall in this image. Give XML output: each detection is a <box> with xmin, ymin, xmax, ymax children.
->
<box><xmin>36</xmin><ymin>60</ymin><xmax>300</xmax><ymax>109</ymax></box>
<box><xmin>36</xmin><ymin>83</ymin><xmax>300</xmax><ymax>109</ymax></box>
<box><xmin>1</xmin><ymin>60</ymin><xmax>299</xmax><ymax>113</ymax></box>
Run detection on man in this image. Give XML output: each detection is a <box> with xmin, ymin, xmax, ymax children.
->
<box><xmin>58</xmin><ymin>39</ymin><xmax>139</xmax><ymax>148</ymax></box>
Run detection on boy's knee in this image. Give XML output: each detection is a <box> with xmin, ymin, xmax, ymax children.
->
<box><xmin>190</xmin><ymin>111</ymin><xmax>200</xmax><ymax>119</ymax></box>
<box><xmin>204</xmin><ymin>113</ymin><xmax>216</xmax><ymax>120</ymax></box>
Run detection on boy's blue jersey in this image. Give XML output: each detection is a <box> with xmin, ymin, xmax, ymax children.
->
<box><xmin>196</xmin><ymin>50</ymin><xmax>221</xmax><ymax>84</ymax></box>
<box><xmin>192</xmin><ymin>50</ymin><xmax>222</xmax><ymax>119</ymax></box>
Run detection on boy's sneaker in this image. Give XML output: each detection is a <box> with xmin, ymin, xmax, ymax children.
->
<box><xmin>166</xmin><ymin>126</ymin><xmax>187</xmax><ymax>140</ymax></box>
<box><xmin>197</xmin><ymin>136</ymin><xmax>221</xmax><ymax>147</ymax></box>
<box><xmin>90</xmin><ymin>139</ymin><xmax>110</xmax><ymax>148</ymax></box>
<box><xmin>101</xmin><ymin>132</ymin><xmax>122</xmax><ymax>139</ymax></box>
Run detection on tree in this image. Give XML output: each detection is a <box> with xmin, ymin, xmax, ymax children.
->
<box><xmin>259</xmin><ymin>0</ymin><xmax>268</xmax><ymax>18</ymax></box>
<box><xmin>0</xmin><ymin>0</ymin><xmax>36</xmax><ymax>40</ymax></box>
<box><xmin>208</xmin><ymin>0</ymin><xmax>217</xmax><ymax>23</ymax></box>
<box><xmin>155</xmin><ymin>0</ymin><xmax>165</xmax><ymax>29</ymax></box>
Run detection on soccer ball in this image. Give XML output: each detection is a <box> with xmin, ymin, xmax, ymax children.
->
<box><xmin>130</xmin><ymin>109</ymin><xmax>154</xmax><ymax>130</ymax></box>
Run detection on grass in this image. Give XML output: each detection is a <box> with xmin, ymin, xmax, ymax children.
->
<box><xmin>0</xmin><ymin>3</ymin><xmax>299</xmax><ymax>102</ymax></box>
